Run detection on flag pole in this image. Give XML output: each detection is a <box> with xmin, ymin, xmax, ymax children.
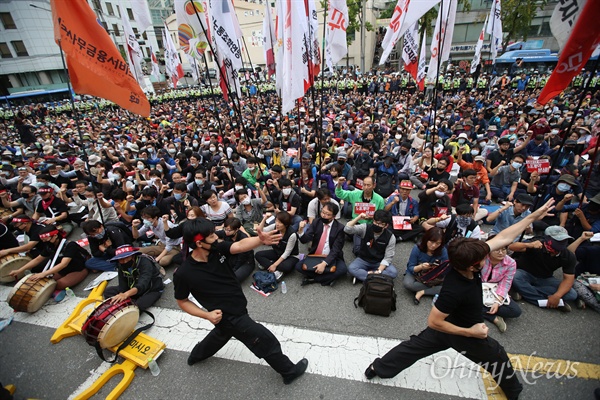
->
<box><xmin>430</xmin><ymin>0</ymin><xmax>445</xmax><ymax>138</ymax></box>
<box><xmin>303</xmin><ymin>0</ymin><xmax>321</xmax><ymax>166</ymax></box>
<box><xmin>56</xmin><ymin>39</ymin><xmax>106</xmax><ymax>226</ymax></box>
<box><xmin>318</xmin><ymin>0</ymin><xmax>329</xmax><ymax>165</ymax></box>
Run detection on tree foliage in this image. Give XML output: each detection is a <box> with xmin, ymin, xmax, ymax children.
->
<box><xmin>500</xmin><ymin>0</ymin><xmax>549</xmax><ymax>51</ymax></box>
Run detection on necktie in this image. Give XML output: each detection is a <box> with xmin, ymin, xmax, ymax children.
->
<box><xmin>315</xmin><ymin>224</ymin><xmax>330</xmax><ymax>255</ymax></box>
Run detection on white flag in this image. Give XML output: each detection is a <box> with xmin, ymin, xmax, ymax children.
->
<box><xmin>306</xmin><ymin>0</ymin><xmax>322</xmax><ymax>83</ymax></box>
<box><xmin>427</xmin><ymin>0</ymin><xmax>458</xmax><ymax>81</ymax></box>
<box><xmin>186</xmin><ymin>54</ymin><xmax>199</xmax><ymax>82</ymax></box>
<box><xmin>174</xmin><ymin>0</ymin><xmax>209</xmax><ymax>60</ymax></box>
<box><xmin>150</xmin><ymin>45</ymin><xmax>161</xmax><ymax>81</ymax></box>
<box><xmin>471</xmin><ymin>15</ymin><xmax>487</xmax><ymax>74</ymax></box>
<box><xmin>263</xmin><ymin>1</ymin><xmax>276</xmax><ymax>76</ymax></box>
<box><xmin>398</xmin><ymin>0</ymin><xmax>441</xmax><ymax>38</ymax></box>
<box><xmin>130</xmin><ymin>0</ymin><xmax>153</xmax><ymax>33</ymax></box>
<box><xmin>380</xmin><ymin>0</ymin><xmax>411</xmax><ymax>66</ymax></box>
<box><xmin>277</xmin><ymin>0</ymin><xmax>310</xmax><ymax>114</ymax></box>
<box><xmin>325</xmin><ymin>0</ymin><xmax>349</xmax><ymax>71</ymax></box>
<box><xmin>402</xmin><ymin>22</ymin><xmax>419</xmax><ymax>80</ymax></box>
<box><xmin>417</xmin><ymin>28</ymin><xmax>427</xmax><ymax>90</ymax></box>
<box><xmin>486</xmin><ymin>0</ymin><xmax>502</xmax><ymax>62</ymax></box>
<box><xmin>121</xmin><ymin>11</ymin><xmax>145</xmax><ymax>89</ymax></box>
<box><xmin>275</xmin><ymin>0</ymin><xmax>284</xmax><ymax>95</ymax></box>
<box><xmin>550</xmin><ymin>0</ymin><xmax>585</xmax><ymax>53</ymax></box>
<box><xmin>162</xmin><ymin>25</ymin><xmax>184</xmax><ymax>87</ymax></box>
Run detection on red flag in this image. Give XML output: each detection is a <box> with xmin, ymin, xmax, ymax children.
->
<box><xmin>538</xmin><ymin>0</ymin><xmax>600</xmax><ymax>105</ymax></box>
<box><xmin>50</xmin><ymin>0</ymin><xmax>150</xmax><ymax>117</ymax></box>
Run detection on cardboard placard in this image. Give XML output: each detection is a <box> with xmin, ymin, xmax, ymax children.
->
<box><xmin>354</xmin><ymin>202</ymin><xmax>376</xmax><ymax>217</ymax></box>
<box><xmin>355</xmin><ymin>178</ymin><xmax>364</xmax><ymax>189</ymax></box>
<box><xmin>434</xmin><ymin>206</ymin><xmax>448</xmax><ymax>217</ymax></box>
<box><xmin>526</xmin><ymin>159</ymin><xmax>551</xmax><ymax>174</ymax></box>
<box><xmin>392</xmin><ymin>216</ymin><xmax>412</xmax><ymax>230</ymax></box>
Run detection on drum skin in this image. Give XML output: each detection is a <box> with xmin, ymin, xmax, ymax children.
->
<box><xmin>7</xmin><ymin>275</ymin><xmax>57</xmax><ymax>313</ymax></box>
<box><xmin>0</xmin><ymin>254</ymin><xmax>32</xmax><ymax>283</ymax></box>
<box><xmin>82</xmin><ymin>298</ymin><xmax>140</xmax><ymax>349</ymax></box>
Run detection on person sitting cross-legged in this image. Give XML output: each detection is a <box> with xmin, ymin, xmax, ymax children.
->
<box><xmin>345</xmin><ymin>210</ymin><xmax>398</xmax><ymax>285</ymax></box>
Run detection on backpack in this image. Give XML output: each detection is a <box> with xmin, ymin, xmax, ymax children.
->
<box><xmin>414</xmin><ymin>260</ymin><xmax>451</xmax><ymax>287</ymax></box>
<box><xmin>354</xmin><ymin>274</ymin><xmax>397</xmax><ymax>317</ymax></box>
<box><xmin>252</xmin><ymin>271</ymin><xmax>278</xmax><ymax>293</ymax></box>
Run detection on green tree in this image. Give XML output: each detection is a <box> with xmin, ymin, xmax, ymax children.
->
<box><xmin>501</xmin><ymin>0</ymin><xmax>549</xmax><ymax>51</ymax></box>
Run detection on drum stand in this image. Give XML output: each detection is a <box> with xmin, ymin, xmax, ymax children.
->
<box><xmin>51</xmin><ymin>281</ymin><xmax>166</xmax><ymax>400</ymax></box>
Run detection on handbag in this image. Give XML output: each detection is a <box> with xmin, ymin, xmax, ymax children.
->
<box><xmin>414</xmin><ymin>260</ymin><xmax>450</xmax><ymax>287</ymax></box>
<box><xmin>482</xmin><ymin>282</ymin><xmax>511</xmax><ymax>307</ymax></box>
<box><xmin>302</xmin><ymin>254</ymin><xmax>337</xmax><ymax>274</ymax></box>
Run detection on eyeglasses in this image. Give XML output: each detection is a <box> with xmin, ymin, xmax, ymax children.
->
<box><xmin>493</xmin><ymin>247</ymin><xmax>508</xmax><ymax>253</ymax></box>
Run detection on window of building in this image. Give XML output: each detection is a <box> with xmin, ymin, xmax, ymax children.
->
<box><xmin>142</xmin><ymin>32</ymin><xmax>148</xmax><ymax>40</ymax></box>
<box><xmin>539</xmin><ymin>18</ymin><xmax>552</xmax><ymax>37</ymax></box>
<box><xmin>127</xmin><ymin>8</ymin><xmax>134</xmax><ymax>20</ymax></box>
<box><xmin>0</xmin><ymin>42</ymin><xmax>12</xmax><ymax>58</ymax></box>
<box><xmin>18</xmin><ymin>72</ymin><xmax>40</xmax><ymax>86</ymax></box>
<box><xmin>106</xmin><ymin>2</ymin><xmax>114</xmax><ymax>16</ymax></box>
<box><xmin>116</xmin><ymin>5</ymin><xmax>121</xmax><ymax>18</ymax></box>
<box><xmin>0</xmin><ymin>12</ymin><xmax>16</xmax><ymax>29</ymax></box>
<box><xmin>113</xmin><ymin>24</ymin><xmax>120</xmax><ymax>36</ymax></box>
<box><xmin>133</xmin><ymin>27</ymin><xmax>139</xmax><ymax>37</ymax></box>
<box><xmin>11</xmin><ymin>41</ymin><xmax>28</xmax><ymax>57</ymax></box>
<box><xmin>119</xmin><ymin>44</ymin><xmax>125</xmax><ymax>55</ymax></box>
<box><xmin>465</xmin><ymin>23</ymin><xmax>484</xmax><ymax>43</ymax></box>
<box><xmin>452</xmin><ymin>24</ymin><xmax>468</xmax><ymax>43</ymax></box>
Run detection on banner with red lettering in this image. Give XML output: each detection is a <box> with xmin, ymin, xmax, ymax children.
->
<box><xmin>354</xmin><ymin>202</ymin><xmax>376</xmax><ymax>217</ymax></box>
<box><xmin>380</xmin><ymin>0</ymin><xmax>411</xmax><ymax>66</ymax></box>
<box><xmin>402</xmin><ymin>22</ymin><xmax>419</xmax><ymax>81</ymax></box>
<box><xmin>538</xmin><ymin>0</ymin><xmax>600</xmax><ymax>105</ymax></box>
<box><xmin>526</xmin><ymin>159</ymin><xmax>551</xmax><ymax>174</ymax></box>
<box><xmin>50</xmin><ymin>0</ymin><xmax>150</xmax><ymax>116</ymax></box>
<box><xmin>325</xmin><ymin>0</ymin><xmax>349</xmax><ymax>71</ymax></box>
<box><xmin>392</xmin><ymin>216</ymin><xmax>412</xmax><ymax>230</ymax></box>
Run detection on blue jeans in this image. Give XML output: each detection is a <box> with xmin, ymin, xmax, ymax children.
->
<box><xmin>490</xmin><ymin>184</ymin><xmax>512</xmax><ymax>200</ymax></box>
<box><xmin>511</xmin><ymin>269</ymin><xmax>577</xmax><ymax>306</ymax></box>
<box><xmin>85</xmin><ymin>257</ymin><xmax>117</xmax><ymax>272</ymax></box>
<box><xmin>348</xmin><ymin>257</ymin><xmax>398</xmax><ymax>282</ymax></box>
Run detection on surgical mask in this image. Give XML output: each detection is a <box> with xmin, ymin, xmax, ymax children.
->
<box><xmin>109</xmin><ymin>150</ymin><xmax>115</xmax><ymax>154</ymax></box>
<box><xmin>557</xmin><ymin>183</ymin><xmax>571</xmax><ymax>192</ymax></box>
<box><xmin>209</xmin><ymin>146</ymin><xmax>216</xmax><ymax>152</ymax></box>
<box><xmin>93</xmin><ymin>230</ymin><xmax>105</xmax><ymax>240</ymax></box>
<box><xmin>137</xmin><ymin>163</ymin><xmax>144</xmax><ymax>170</ymax></box>
<box><xmin>320</xmin><ymin>217</ymin><xmax>332</xmax><ymax>224</ymax></box>
<box><xmin>509</xmin><ymin>127</ymin><xmax>516</xmax><ymax>132</ymax></box>
<box><xmin>195</xmin><ymin>179</ymin><xmax>204</xmax><ymax>185</ymax></box>
<box><xmin>50</xmin><ymin>173</ymin><xmax>59</xmax><ymax>178</ymax></box>
<box><xmin>168</xmin><ymin>149</ymin><xmax>176</xmax><ymax>155</ymax></box>
<box><xmin>458</xmin><ymin>139</ymin><xmax>465</xmax><ymax>145</ymax></box>
<box><xmin>235</xmin><ymin>185</ymin><xmax>244</xmax><ymax>191</ymax></box>
<box><xmin>546</xmin><ymin>110</ymin><xmax>552</xmax><ymax>115</ymax></box>
<box><xmin>511</xmin><ymin>162</ymin><xmax>522</xmax><ymax>169</ymax></box>
<box><xmin>282</xmin><ymin>188</ymin><xmax>292</xmax><ymax>196</ymax></box>
<box><xmin>372</xmin><ymin>224</ymin><xmax>384</xmax><ymax>234</ymax></box>
<box><xmin>86</xmin><ymin>197</ymin><xmax>95</xmax><ymax>205</ymax></box>
<box><xmin>471</xmin><ymin>150</ymin><xmax>479</xmax><ymax>156</ymax></box>
<box><xmin>193</xmin><ymin>142</ymin><xmax>199</xmax><ymax>148</ymax></box>
<box><xmin>551</xmin><ymin>129</ymin><xmax>559</xmax><ymax>135</ymax></box>
<box><xmin>456</xmin><ymin>215</ymin><xmax>472</xmax><ymax>228</ymax></box>
<box><xmin>434</xmin><ymin>190</ymin><xmax>446</xmax><ymax>198</ymax></box>
<box><xmin>21</xmin><ymin>192</ymin><xmax>30</xmax><ymax>199</ymax></box>
<box><xmin>143</xmin><ymin>219</ymin><xmax>153</xmax><ymax>227</ymax></box>
<box><xmin>400</xmin><ymin>149</ymin><xmax>408</xmax><ymax>156</ymax></box>
<box><xmin>174</xmin><ymin>193</ymin><xmax>183</xmax><ymax>200</ymax></box>
<box><xmin>241</xmin><ymin>198</ymin><xmax>251</xmax><ymax>205</ymax></box>
<box><xmin>142</xmin><ymin>138</ymin><xmax>148</xmax><ymax>143</ymax></box>
<box><xmin>395</xmin><ymin>134</ymin><xmax>402</xmax><ymax>140</ymax></box>
<box><xmin>248</xmin><ymin>166</ymin><xmax>255</xmax><ymax>171</ymax></box>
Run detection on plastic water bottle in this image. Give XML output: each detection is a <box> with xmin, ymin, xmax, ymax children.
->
<box><xmin>432</xmin><ymin>294</ymin><xmax>439</xmax><ymax>305</ymax></box>
<box><xmin>281</xmin><ymin>281</ymin><xmax>287</xmax><ymax>294</ymax></box>
<box><xmin>65</xmin><ymin>287</ymin><xmax>75</xmax><ymax>298</ymax></box>
<box><xmin>148</xmin><ymin>357</ymin><xmax>160</xmax><ymax>376</ymax></box>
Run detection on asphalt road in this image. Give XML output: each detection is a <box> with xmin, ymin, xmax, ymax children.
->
<box><xmin>1</xmin><ymin>216</ymin><xmax>599</xmax><ymax>400</ymax></box>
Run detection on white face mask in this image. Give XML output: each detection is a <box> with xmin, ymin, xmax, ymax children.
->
<box><xmin>282</xmin><ymin>188</ymin><xmax>292</xmax><ymax>196</ymax></box>
<box><xmin>471</xmin><ymin>150</ymin><xmax>479</xmax><ymax>156</ymax></box>
<box><xmin>209</xmin><ymin>146</ymin><xmax>216</xmax><ymax>152</ymax></box>
<box><xmin>395</xmin><ymin>134</ymin><xmax>402</xmax><ymax>140</ymax></box>
<box><xmin>235</xmin><ymin>185</ymin><xmax>244</xmax><ymax>191</ymax></box>
<box><xmin>241</xmin><ymin>198</ymin><xmax>251</xmax><ymax>205</ymax></box>
<box><xmin>434</xmin><ymin>190</ymin><xmax>446</xmax><ymax>198</ymax></box>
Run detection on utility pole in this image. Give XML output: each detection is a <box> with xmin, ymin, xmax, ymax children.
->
<box><xmin>360</xmin><ymin>0</ymin><xmax>366</xmax><ymax>72</ymax></box>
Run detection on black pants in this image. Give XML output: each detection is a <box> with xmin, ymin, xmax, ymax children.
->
<box><xmin>255</xmin><ymin>250</ymin><xmax>297</xmax><ymax>273</ymax></box>
<box><xmin>190</xmin><ymin>313</ymin><xmax>296</xmax><ymax>378</ymax></box>
<box><xmin>372</xmin><ymin>327</ymin><xmax>522</xmax><ymax>400</ymax></box>
<box><xmin>392</xmin><ymin>224</ymin><xmax>424</xmax><ymax>242</ymax></box>
<box><xmin>104</xmin><ymin>286</ymin><xmax>162</xmax><ymax>312</ymax></box>
<box><xmin>294</xmin><ymin>258</ymin><xmax>348</xmax><ymax>285</ymax></box>
<box><xmin>233</xmin><ymin>262</ymin><xmax>254</xmax><ymax>282</ymax></box>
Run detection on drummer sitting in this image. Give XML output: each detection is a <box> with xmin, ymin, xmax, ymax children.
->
<box><xmin>0</xmin><ymin>215</ymin><xmax>45</xmax><ymax>259</ymax></box>
<box><xmin>9</xmin><ymin>225</ymin><xmax>89</xmax><ymax>302</ymax></box>
<box><xmin>104</xmin><ymin>245</ymin><xmax>164</xmax><ymax>312</ymax></box>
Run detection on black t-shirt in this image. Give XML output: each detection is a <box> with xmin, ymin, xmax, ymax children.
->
<box><xmin>40</xmin><ymin>241</ymin><xmax>87</xmax><ymax>275</ymax></box>
<box><xmin>516</xmin><ymin>242</ymin><xmax>576</xmax><ymax>278</ymax></box>
<box><xmin>27</xmin><ymin>223</ymin><xmax>45</xmax><ymax>242</ymax></box>
<box><xmin>173</xmin><ymin>241</ymin><xmax>248</xmax><ymax>316</ymax></box>
<box><xmin>435</xmin><ymin>267</ymin><xmax>484</xmax><ymax>328</ymax></box>
<box><xmin>35</xmin><ymin>196</ymin><xmax>70</xmax><ymax>222</ymax></box>
<box><xmin>279</xmin><ymin>192</ymin><xmax>301</xmax><ymax>213</ymax></box>
<box><xmin>487</xmin><ymin>149</ymin><xmax>514</xmax><ymax>170</ymax></box>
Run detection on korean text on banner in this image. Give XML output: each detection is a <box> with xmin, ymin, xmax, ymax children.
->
<box><xmin>354</xmin><ymin>202</ymin><xmax>376</xmax><ymax>217</ymax></box>
<box><xmin>50</xmin><ymin>0</ymin><xmax>150</xmax><ymax>117</ymax></box>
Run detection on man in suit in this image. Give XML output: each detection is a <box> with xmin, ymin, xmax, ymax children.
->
<box><xmin>294</xmin><ymin>202</ymin><xmax>347</xmax><ymax>287</ymax></box>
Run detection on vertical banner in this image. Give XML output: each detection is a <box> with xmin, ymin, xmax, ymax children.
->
<box><xmin>402</xmin><ymin>22</ymin><xmax>419</xmax><ymax>80</ymax></box>
<box><xmin>325</xmin><ymin>0</ymin><xmax>349</xmax><ymax>72</ymax></box>
<box><xmin>379</xmin><ymin>0</ymin><xmax>411</xmax><ymax>66</ymax></box>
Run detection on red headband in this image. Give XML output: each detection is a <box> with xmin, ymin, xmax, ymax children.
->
<box><xmin>39</xmin><ymin>230</ymin><xmax>59</xmax><ymax>239</ymax></box>
<box><xmin>11</xmin><ymin>217</ymin><xmax>31</xmax><ymax>224</ymax></box>
<box><xmin>193</xmin><ymin>233</ymin><xmax>205</xmax><ymax>243</ymax></box>
<box><xmin>39</xmin><ymin>188</ymin><xmax>53</xmax><ymax>193</ymax></box>
<box><xmin>115</xmin><ymin>245</ymin><xmax>138</xmax><ymax>256</ymax></box>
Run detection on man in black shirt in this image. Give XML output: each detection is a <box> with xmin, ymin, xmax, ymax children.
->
<box><xmin>364</xmin><ymin>199</ymin><xmax>555</xmax><ymax>400</ymax></box>
<box><xmin>174</xmin><ymin>218</ymin><xmax>308</xmax><ymax>384</ymax></box>
<box><xmin>33</xmin><ymin>186</ymin><xmax>73</xmax><ymax>234</ymax></box>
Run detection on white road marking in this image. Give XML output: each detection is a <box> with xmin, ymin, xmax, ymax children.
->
<box><xmin>0</xmin><ymin>287</ymin><xmax>486</xmax><ymax>399</ymax></box>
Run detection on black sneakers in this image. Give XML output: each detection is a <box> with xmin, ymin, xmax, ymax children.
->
<box><xmin>283</xmin><ymin>358</ymin><xmax>309</xmax><ymax>384</ymax></box>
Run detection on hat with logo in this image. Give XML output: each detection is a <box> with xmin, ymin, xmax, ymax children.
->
<box><xmin>110</xmin><ymin>245</ymin><xmax>141</xmax><ymax>261</ymax></box>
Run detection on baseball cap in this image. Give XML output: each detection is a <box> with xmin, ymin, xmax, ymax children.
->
<box><xmin>545</xmin><ymin>226</ymin><xmax>573</xmax><ymax>242</ymax></box>
<box><xmin>515</xmin><ymin>193</ymin><xmax>534</xmax><ymax>206</ymax></box>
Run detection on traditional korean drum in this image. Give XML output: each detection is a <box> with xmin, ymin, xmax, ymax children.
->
<box><xmin>0</xmin><ymin>254</ymin><xmax>32</xmax><ymax>283</ymax></box>
<box><xmin>7</xmin><ymin>275</ymin><xmax>57</xmax><ymax>313</ymax></box>
<box><xmin>82</xmin><ymin>298</ymin><xmax>140</xmax><ymax>349</ymax></box>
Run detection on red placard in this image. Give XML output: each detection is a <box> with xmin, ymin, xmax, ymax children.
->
<box><xmin>286</xmin><ymin>148</ymin><xmax>298</xmax><ymax>158</ymax></box>
<box><xmin>392</xmin><ymin>216</ymin><xmax>412</xmax><ymax>230</ymax></box>
<box><xmin>354</xmin><ymin>202</ymin><xmax>376</xmax><ymax>217</ymax></box>
<box><xmin>526</xmin><ymin>159</ymin><xmax>551</xmax><ymax>174</ymax></box>
<box><xmin>434</xmin><ymin>206</ymin><xmax>448</xmax><ymax>217</ymax></box>
<box><xmin>355</xmin><ymin>178</ymin><xmax>364</xmax><ymax>189</ymax></box>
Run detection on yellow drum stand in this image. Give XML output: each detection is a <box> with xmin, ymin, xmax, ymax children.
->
<box><xmin>51</xmin><ymin>281</ymin><xmax>166</xmax><ymax>400</ymax></box>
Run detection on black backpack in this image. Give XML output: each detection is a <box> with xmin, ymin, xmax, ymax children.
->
<box><xmin>354</xmin><ymin>274</ymin><xmax>397</xmax><ymax>317</ymax></box>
